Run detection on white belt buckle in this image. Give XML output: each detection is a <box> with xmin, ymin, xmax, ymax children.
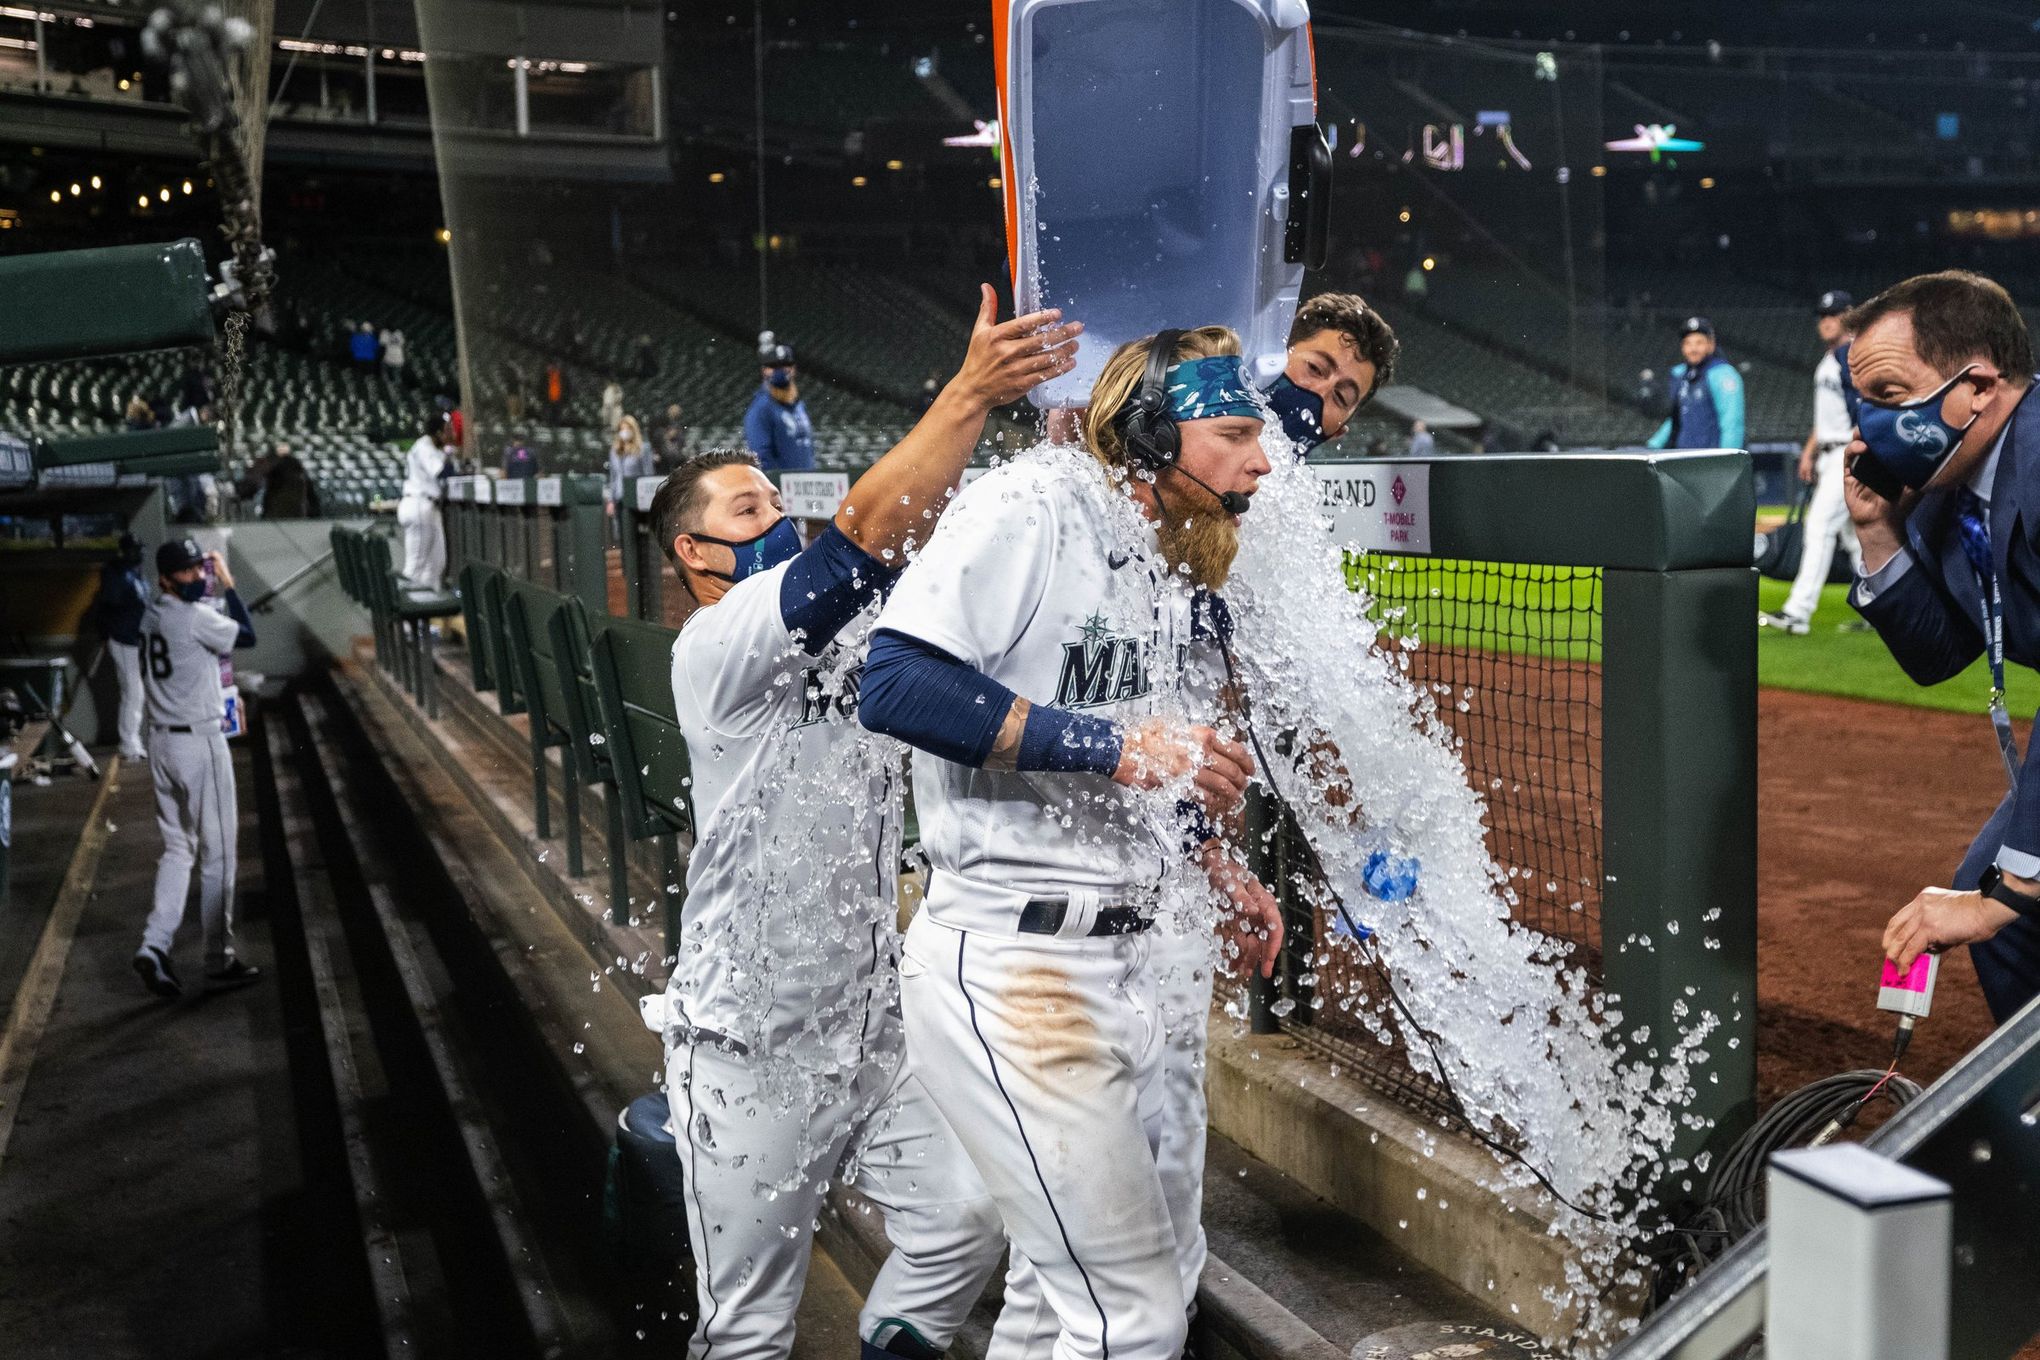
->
<box><xmin>1058</xmin><ymin>889</ymin><xmax>1101</xmax><ymax>940</ymax></box>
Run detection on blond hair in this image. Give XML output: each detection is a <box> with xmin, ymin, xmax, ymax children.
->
<box><xmin>1085</xmin><ymin>325</ymin><xmax>1242</xmax><ymax>471</ymax></box>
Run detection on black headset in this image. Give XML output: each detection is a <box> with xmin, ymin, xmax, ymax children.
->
<box><xmin>1115</xmin><ymin>328</ymin><xmax>1186</xmax><ymax>471</ymax></box>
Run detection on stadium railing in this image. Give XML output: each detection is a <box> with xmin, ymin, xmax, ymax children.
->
<box><xmin>1248</xmin><ymin>451</ymin><xmax>1758</xmax><ymax>1178</ymax></box>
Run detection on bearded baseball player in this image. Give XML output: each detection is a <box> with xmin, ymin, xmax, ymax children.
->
<box><xmin>859</xmin><ymin>325</ymin><xmax>1286</xmax><ymax>1360</ymax></box>
<box><xmin>640</xmin><ymin>286</ymin><xmax>1081</xmax><ymax>1360</ymax></box>
<box><xmin>1033</xmin><ymin>295</ymin><xmax>1399</xmax><ymax>1324</ymax></box>
<box><xmin>131</xmin><ymin>539</ymin><xmax>259</xmax><ymax>999</ymax></box>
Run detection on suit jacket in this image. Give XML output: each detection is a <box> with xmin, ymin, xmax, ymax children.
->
<box><xmin>1858</xmin><ymin>381</ymin><xmax>2040</xmax><ymax>857</ymax></box>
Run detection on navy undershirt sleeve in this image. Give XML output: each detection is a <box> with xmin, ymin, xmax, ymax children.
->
<box><xmin>779</xmin><ymin>523</ymin><xmax>900</xmax><ymax>656</ymax></box>
<box><xmin>222</xmin><ymin>588</ymin><xmax>256</xmax><ymax>649</ymax></box>
<box><xmin>860</xmin><ymin>629</ymin><xmax>1122</xmax><ymax>775</ymax></box>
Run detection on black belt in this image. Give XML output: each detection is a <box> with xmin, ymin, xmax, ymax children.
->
<box><xmin>152</xmin><ymin>724</ymin><xmax>195</xmax><ymax>734</ymax></box>
<box><xmin>1018</xmin><ymin>899</ymin><xmax>1154</xmax><ymax>938</ymax></box>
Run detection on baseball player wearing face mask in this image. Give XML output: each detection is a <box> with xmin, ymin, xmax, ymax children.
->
<box><xmin>641</xmin><ymin>287</ymin><xmax>1082</xmax><ymax>1360</ymax></box>
<box><xmin>131</xmin><ymin>539</ymin><xmax>259</xmax><ymax>999</ymax></box>
<box><xmin>858</xmin><ymin>326</ymin><xmax>1286</xmax><ymax>1360</ymax></box>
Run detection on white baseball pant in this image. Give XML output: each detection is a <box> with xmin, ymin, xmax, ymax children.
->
<box><xmin>139</xmin><ymin>728</ymin><xmax>239</xmax><ymax>970</ymax></box>
<box><xmin>900</xmin><ymin>911</ymin><xmax>1192</xmax><ymax>1360</ymax></box>
<box><xmin>398</xmin><ymin>495</ymin><xmax>446</xmax><ymax>589</ymax></box>
<box><xmin>664</xmin><ymin>1033</ymin><xmax>1005</xmax><ymax>1360</ymax></box>
<box><xmin>1781</xmin><ymin>445</ymin><xmax>1864</xmax><ymax>624</ymax></box>
<box><xmin>109</xmin><ymin>639</ymin><xmax>146</xmax><ymax>759</ymax></box>
<box><xmin>1150</xmin><ymin>924</ymin><xmax>1214</xmax><ymax>1305</ymax></box>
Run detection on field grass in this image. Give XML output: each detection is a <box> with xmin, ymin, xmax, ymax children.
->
<box><xmin>1349</xmin><ymin>551</ymin><xmax>2032</xmax><ymax>716</ymax></box>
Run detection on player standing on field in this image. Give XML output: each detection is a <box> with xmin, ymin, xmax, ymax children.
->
<box><xmin>859</xmin><ymin>325</ymin><xmax>1286</xmax><ymax>1360</ymax></box>
<box><xmin>641</xmin><ymin>286</ymin><xmax>1081</xmax><ymax>1360</ymax></box>
<box><xmin>1762</xmin><ymin>290</ymin><xmax>1865</xmax><ymax>635</ymax></box>
<box><xmin>131</xmin><ymin>538</ymin><xmax>259</xmax><ymax>999</ymax></box>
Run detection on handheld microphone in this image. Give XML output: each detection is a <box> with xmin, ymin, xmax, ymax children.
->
<box><xmin>1176</xmin><ymin>466</ymin><xmax>1250</xmax><ymax>515</ymax></box>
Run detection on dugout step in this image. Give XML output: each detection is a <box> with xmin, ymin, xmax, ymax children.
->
<box><xmin>343</xmin><ymin>642</ymin><xmax>1530</xmax><ymax>1358</ymax></box>
<box><xmin>0</xmin><ymin>742</ymin><xmax>380</xmax><ymax>1356</ymax></box>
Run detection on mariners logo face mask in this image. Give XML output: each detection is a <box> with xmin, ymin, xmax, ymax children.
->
<box><xmin>1854</xmin><ymin>364</ymin><xmax>1981</xmax><ymax>492</ymax></box>
<box><xmin>1261</xmin><ymin>375</ymin><xmax>1328</xmax><ymax>453</ymax></box>
<box><xmin>691</xmin><ymin>515</ymin><xmax>802</xmax><ymax>583</ymax></box>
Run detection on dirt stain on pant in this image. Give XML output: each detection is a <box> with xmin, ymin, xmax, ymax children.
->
<box><xmin>1003</xmin><ymin>964</ymin><xmax>1105</xmax><ymax>1089</ymax></box>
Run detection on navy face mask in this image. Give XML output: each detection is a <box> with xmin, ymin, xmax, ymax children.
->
<box><xmin>767</xmin><ymin>368</ymin><xmax>794</xmax><ymax>390</ymax></box>
<box><xmin>1854</xmin><ymin>363</ymin><xmax>1982</xmax><ymax>494</ymax></box>
<box><xmin>1262</xmin><ymin>375</ymin><xmax>1329</xmax><ymax>452</ymax></box>
<box><xmin>174</xmin><ymin>579</ymin><xmax>209</xmax><ymax>603</ymax></box>
<box><xmin>691</xmin><ymin>516</ymin><xmax>802</xmax><ymax>583</ymax></box>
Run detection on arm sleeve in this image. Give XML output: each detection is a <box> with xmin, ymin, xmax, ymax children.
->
<box><xmin>1711</xmin><ymin>367</ymin><xmax>1747</xmax><ymax>450</ymax></box>
<box><xmin>778</xmin><ymin>524</ymin><xmax>898</xmax><ymax>656</ymax></box>
<box><xmin>1852</xmin><ymin>554</ymin><xmax>1985</xmax><ymax>687</ymax></box>
<box><xmin>1646</xmin><ymin>419</ymin><xmax>1671</xmax><ymax>450</ymax></box>
<box><xmin>222</xmin><ymin>588</ymin><xmax>256</xmax><ymax>649</ymax></box>
<box><xmin>859</xmin><ymin>629</ymin><xmax>1122</xmax><ymax>774</ymax></box>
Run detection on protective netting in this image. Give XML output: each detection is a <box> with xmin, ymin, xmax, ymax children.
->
<box><xmin>1261</xmin><ymin>554</ymin><xmax>1607</xmax><ymax>1123</ymax></box>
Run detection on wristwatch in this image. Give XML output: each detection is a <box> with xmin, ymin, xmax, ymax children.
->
<box><xmin>1979</xmin><ymin>864</ymin><xmax>2040</xmax><ymax>920</ymax></box>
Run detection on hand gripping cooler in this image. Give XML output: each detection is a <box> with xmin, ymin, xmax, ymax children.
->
<box><xmin>995</xmin><ymin>0</ymin><xmax>1330</xmax><ymax>408</ymax></box>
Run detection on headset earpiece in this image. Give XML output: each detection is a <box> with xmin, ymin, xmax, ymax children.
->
<box><xmin>1116</xmin><ymin>329</ymin><xmax>1184</xmax><ymax>471</ymax></box>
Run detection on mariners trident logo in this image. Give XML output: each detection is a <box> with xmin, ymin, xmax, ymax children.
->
<box><xmin>1054</xmin><ymin>612</ymin><xmax>1153</xmax><ymax>709</ymax></box>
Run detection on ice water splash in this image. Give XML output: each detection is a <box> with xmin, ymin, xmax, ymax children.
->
<box><xmin>1211</xmin><ymin>435</ymin><xmax>1715</xmax><ymax>1350</ymax></box>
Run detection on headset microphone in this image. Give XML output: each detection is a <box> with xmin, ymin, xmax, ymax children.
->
<box><xmin>1176</xmin><ymin>466</ymin><xmax>1250</xmax><ymax>516</ymax></box>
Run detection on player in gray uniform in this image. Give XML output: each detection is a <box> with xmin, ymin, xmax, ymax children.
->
<box><xmin>641</xmin><ymin>286</ymin><xmax>1082</xmax><ymax>1360</ymax></box>
<box><xmin>132</xmin><ymin>538</ymin><xmax>259</xmax><ymax>998</ymax></box>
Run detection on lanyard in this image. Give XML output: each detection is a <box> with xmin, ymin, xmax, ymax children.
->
<box><xmin>1977</xmin><ymin>562</ymin><xmax>2023</xmax><ymax>790</ymax></box>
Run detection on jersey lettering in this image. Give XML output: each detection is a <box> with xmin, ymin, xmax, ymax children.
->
<box><xmin>790</xmin><ymin>661</ymin><xmax>863</xmax><ymax>731</ymax></box>
<box><xmin>146</xmin><ymin>633</ymin><xmax>173</xmax><ymax>680</ymax></box>
<box><xmin>1054</xmin><ymin>613</ymin><xmax>1154</xmax><ymax>709</ymax></box>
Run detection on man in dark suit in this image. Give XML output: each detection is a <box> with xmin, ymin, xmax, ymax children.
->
<box><xmin>1849</xmin><ymin>272</ymin><xmax>2040</xmax><ymax>1022</ymax></box>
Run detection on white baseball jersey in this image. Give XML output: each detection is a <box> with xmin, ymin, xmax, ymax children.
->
<box><xmin>650</xmin><ymin>561</ymin><xmax>898</xmax><ymax>1067</ymax></box>
<box><xmin>1814</xmin><ymin>349</ymin><xmax>1853</xmax><ymax>445</ymax></box>
<box><xmin>402</xmin><ymin>435</ymin><xmax>445</xmax><ymax>501</ymax></box>
<box><xmin>139</xmin><ymin>592</ymin><xmax>240</xmax><ymax>729</ymax></box>
<box><xmin>874</xmin><ymin>456</ymin><xmax>1212</xmax><ymax>907</ymax></box>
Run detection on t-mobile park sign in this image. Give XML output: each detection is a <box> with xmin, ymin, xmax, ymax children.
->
<box><xmin>1311</xmin><ymin>462</ymin><xmax>1431</xmax><ymax>554</ymax></box>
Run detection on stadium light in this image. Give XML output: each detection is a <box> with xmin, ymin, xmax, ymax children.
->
<box><xmin>118</xmin><ymin>78</ymin><xmax>129</xmax><ymax>90</ymax></box>
<box><xmin>48</xmin><ymin>190</ymin><xmax>59</xmax><ymax>203</ymax></box>
<box><xmin>1590</xmin><ymin>165</ymin><xmax>1607</xmax><ymax>177</ymax></box>
<box><xmin>852</xmin><ymin>176</ymin><xmax>868</xmax><ymax>187</ymax></box>
<box><xmin>709</xmin><ymin>172</ymin><xmax>726</xmax><ymax>184</ymax></box>
<box><xmin>1398</xmin><ymin>208</ymin><xmax>1411</xmax><ymax>223</ymax></box>
<box><xmin>158</xmin><ymin>187</ymin><xmax>169</xmax><ymax>202</ymax></box>
<box><xmin>988</xmin><ymin>176</ymin><xmax>1002</xmax><ymax>189</ymax></box>
<box><xmin>68</xmin><ymin>182</ymin><xmax>79</xmax><ymax>196</ymax></box>
<box><xmin>1700</xmin><ymin>176</ymin><xmax>1716</xmax><ymax>189</ymax></box>
<box><xmin>886</xmin><ymin>159</ymin><xmax>904</xmax><ymax>171</ymax></box>
<box><xmin>181</xmin><ymin>180</ymin><xmax>192</xmax><ymax>194</ymax></box>
<box><xmin>1421</xmin><ymin>257</ymin><xmax>1436</xmax><ymax>271</ymax></box>
<box><xmin>435</xmin><ymin>227</ymin><xmax>451</xmax><ymax>244</ymax></box>
<box><xmin>89</xmin><ymin>174</ymin><xmax>100</xmax><ymax>190</ymax></box>
<box><xmin>137</xmin><ymin>194</ymin><xmax>147</xmax><ymax>208</ymax></box>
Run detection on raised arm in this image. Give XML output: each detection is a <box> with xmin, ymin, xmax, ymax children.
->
<box><xmin>834</xmin><ymin>285</ymin><xmax>1080</xmax><ymax>560</ymax></box>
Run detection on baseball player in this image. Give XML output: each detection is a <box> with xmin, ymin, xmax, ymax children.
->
<box><xmin>1762</xmin><ymin>290</ymin><xmax>1865</xmax><ymax>634</ymax></box>
<box><xmin>131</xmin><ymin>538</ymin><xmax>259</xmax><ymax>999</ymax></box>
<box><xmin>397</xmin><ymin>412</ymin><xmax>448</xmax><ymax>588</ymax></box>
<box><xmin>859</xmin><ymin>325</ymin><xmax>1286</xmax><ymax>1360</ymax></box>
<box><xmin>641</xmin><ymin>286</ymin><xmax>1082</xmax><ymax>1360</ymax></box>
<box><xmin>1031</xmin><ymin>295</ymin><xmax>1400</xmax><ymax>1322</ymax></box>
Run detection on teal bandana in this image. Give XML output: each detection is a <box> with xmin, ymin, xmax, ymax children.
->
<box><xmin>1163</xmin><ymin>355</ymin><xmax>1262</xmax><ymax>423</ymax></box>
